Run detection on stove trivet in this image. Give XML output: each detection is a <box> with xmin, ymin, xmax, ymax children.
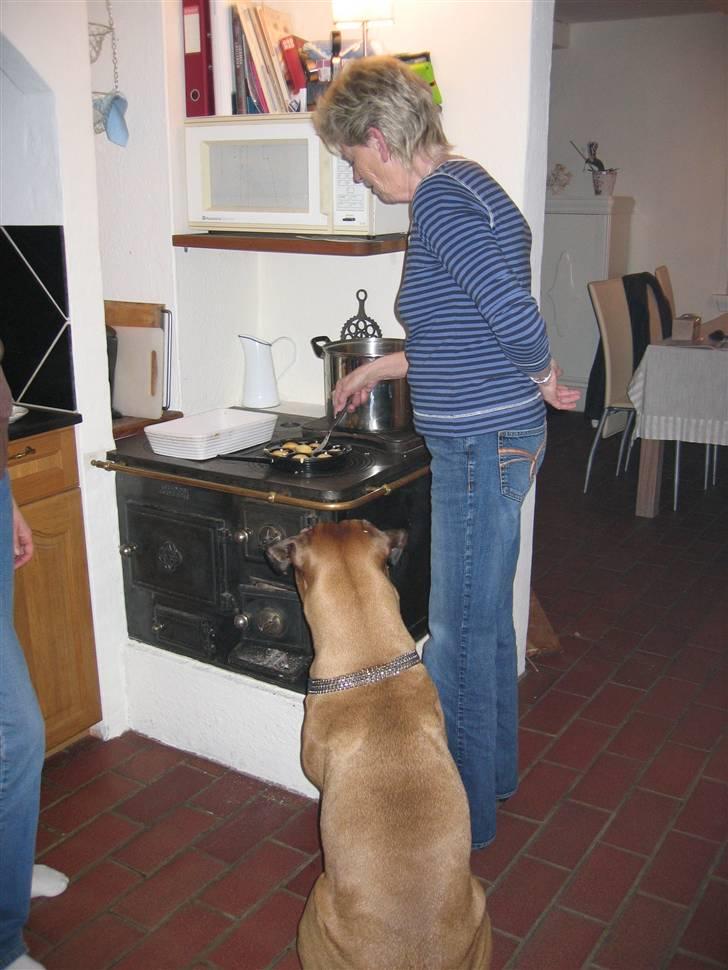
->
<box><xmin>340</xmin><ymin>289</ymin><xmax>382</xmax><ymax>340</ymax></box>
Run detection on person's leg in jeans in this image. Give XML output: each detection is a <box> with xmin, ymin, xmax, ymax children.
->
<box><xmin>0</xmin><ymin>473</ymin><xmax>45</xmax><ymax>969</ymax></box>
<box><xmin>423</xmin><ymin>424</ymin><xmax>545</xmax><ymax>848</ymax></box>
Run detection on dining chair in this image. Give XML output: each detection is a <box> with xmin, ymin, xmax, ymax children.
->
<box><xmin>653</xmin><ymin>264</ymin><xmax>719</xmax><ymax>506</ymax></box>
<box><xmin>583</xmin><ymin>279</ymin><xmax>636</xmax><ymax>493</ymax></box>
<box><xmin>655</xmin><ymin>265</ymin><xmax>676</xmax><ymax>317</ymax></box>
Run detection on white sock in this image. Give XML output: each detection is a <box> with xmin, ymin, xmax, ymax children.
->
<box><xmin>30</xmin><ymin>864</ymin><xmax>68</xmax><ymax>899</ymax></box>
<box><xmin>5</xmin><ymin>954</ymin><xmax>46</xmax><ymax>969</ymax></box>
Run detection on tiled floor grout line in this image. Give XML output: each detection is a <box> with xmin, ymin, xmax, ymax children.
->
<box><xmin>494</xmin><ymin>618</ymin><xmax>725</xmax><ymax>967</ymax></box>
<box><xmin>37</xmin><ymin>775</ymin><xmax>317</xmax><ymax>969</ymax></box>
<box><xmin>28</xmin><ymin>421</ymin><xmax>727</xmax><ymax>970</ymax></box>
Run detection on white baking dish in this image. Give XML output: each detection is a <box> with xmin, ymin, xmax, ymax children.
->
<box><xmin>144</xmin><ymin>408</ymin><xmax>277</xmax><ymax>459</ymax></box>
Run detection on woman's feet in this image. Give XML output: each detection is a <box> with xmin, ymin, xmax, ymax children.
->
<box><xmin>30</xmin><ymin>864</ymin><xmax>68</xmax><ymax>899</ymax></box>
<box><xmin>3</xmin><ymin>868</ymin><xmax>69</xmax><ymax>969</ymax></box>
<box><xmin>5</xmin><ymin>954</ymin><xmax>45</xmax><ymax>969</ymax></box>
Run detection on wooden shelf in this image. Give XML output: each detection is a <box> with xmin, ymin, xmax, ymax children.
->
<box><xmin>112</xmin><ymin>410</ymin><xmax>183</xmax><ymax>441</ymax></box>
<box><xmin>172</xmin><ymin>231</ymin><xmax>408</xmax><ymax>257</ymax></box>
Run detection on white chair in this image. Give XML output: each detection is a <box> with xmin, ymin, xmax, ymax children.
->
<box><xmin>583</xmin><ymin>279</ymin><xmax>636</xmax><ymax>493</ymax></box>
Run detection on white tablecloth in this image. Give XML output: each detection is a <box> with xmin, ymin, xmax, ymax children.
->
<box><xmin>628</xmin><ymin>341</ymin><xmax>728</xmax><ymax>446</ymax></box>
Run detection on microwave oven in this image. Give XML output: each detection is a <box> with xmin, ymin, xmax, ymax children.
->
<box><xmin>184</xmin><ymin>113</ymin><xmax>409</xmax><ymax>237</ymax></box>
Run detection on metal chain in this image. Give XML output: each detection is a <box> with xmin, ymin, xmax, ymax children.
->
<box><xmin>107</xmin><ymin>0</ymin><xmax>119</xmax><ymax>92</ymax></box>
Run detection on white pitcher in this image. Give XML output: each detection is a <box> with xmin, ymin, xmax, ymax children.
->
<box><xmin>238</xmin><ymin>334</ymin><xmax>296</xmax><ymax>408</ymax></box>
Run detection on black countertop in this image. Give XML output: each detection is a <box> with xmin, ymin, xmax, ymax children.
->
<box><xmin>103</xmin><ymin>414</ymin><xmax>429</xmax><ymax>510</ymax></box>
<box><xmin>8</xmin><ymin>407</ymin><xmax>82</xmax><ymax>441</ymax></box>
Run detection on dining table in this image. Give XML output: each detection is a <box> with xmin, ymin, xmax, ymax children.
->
<box><xmin>628</xmin><ymin>313</ymin><xmax>728</xmax><ymax>517</ymax></box>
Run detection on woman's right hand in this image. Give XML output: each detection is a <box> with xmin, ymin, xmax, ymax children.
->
<box><xmin>332</xmin><ymin>351</ymin><xmax>408</xmax><ymax>414</ymax></box>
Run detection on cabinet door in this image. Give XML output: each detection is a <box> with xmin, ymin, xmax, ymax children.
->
<box><xmin>13</xmin><ymin>488</ymin><xmax>102</xmax><ymax>751</ymax></box>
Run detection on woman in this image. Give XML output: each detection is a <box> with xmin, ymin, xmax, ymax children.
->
<box><xmin>315</xmin><ymin>57</ymin><xmax>579</xmax><ymax>849</ymax></box>
<box><xmin>0</xmin><ymin>358</ymin><xmax>68</xmax><ymax>970</ymax></box>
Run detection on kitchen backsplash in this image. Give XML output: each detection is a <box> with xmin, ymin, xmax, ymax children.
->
<box><xmin>0</xmin><ymin>225</ymin><xmax>76</xmax><ymax>411</ymax></box>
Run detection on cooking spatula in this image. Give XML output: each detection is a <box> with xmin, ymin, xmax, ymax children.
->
<box><xmin>312</xmin><ymin>409</ymin><xmax>347</xmax><ymax>455</ymax></box>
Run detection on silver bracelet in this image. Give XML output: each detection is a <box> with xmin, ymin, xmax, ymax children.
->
<box><xmin>530</xmin><ymin>367</ymin><xmax>553</xmax><ymax>385</ymax></box>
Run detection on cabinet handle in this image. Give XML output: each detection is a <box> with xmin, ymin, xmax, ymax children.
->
<box><xmin>10</xmin><ymin>445</ymin><xmax>36</xmax><ymax>461</ymax></box>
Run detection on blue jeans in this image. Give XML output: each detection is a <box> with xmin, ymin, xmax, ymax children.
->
<box><xmin>0</xmin><ymin>473</ymin><xmax>45</xmax><ymax>969</ymax></box>
<box><xmin>423</xmin><ymin>423</ymin><xmax>545</xmax><ymax>848</ymax></box>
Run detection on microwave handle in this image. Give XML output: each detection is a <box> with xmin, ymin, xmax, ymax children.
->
<box><xmin>319</xmin><ymin>149</ymin><xmax>332</xmax><ymax>219</ymax></box>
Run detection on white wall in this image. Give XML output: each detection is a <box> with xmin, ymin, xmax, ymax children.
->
<box><xmin>1</xmin><ymin>0</ymin><xmax>131</xmax><ymax>736</ymax></box>
<box><xmin>0</xmin><ymin>35</ymin><xmax>62</xmax><ymax>224</ymax></box>
<box><xmin>548</xmin><ymin>12</ymin><xmax>728</xmax><ymax>321</ymax></box>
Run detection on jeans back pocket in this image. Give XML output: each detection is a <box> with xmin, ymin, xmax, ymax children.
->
<box><xmin>497</xmin><ymin>423</ymin><xmax>546</xmax><ymax>503</ymax></box>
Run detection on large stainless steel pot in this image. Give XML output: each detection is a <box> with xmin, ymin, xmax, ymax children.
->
<box><xmin>311</xmin><ymin>335</ymin><xmax>412</xmax><ymax>432</ymax></box>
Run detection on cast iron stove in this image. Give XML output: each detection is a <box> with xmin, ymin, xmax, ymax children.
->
<box><xmin>97</xmin><ymin>413</ymin><xmax>431</xmax><ymax>693</ymax></box>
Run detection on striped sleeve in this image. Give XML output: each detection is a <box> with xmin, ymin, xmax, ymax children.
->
<box><xmin>412</xmin><ymin>172</ymin><xmax>550</xmax><ymax>375</ymax></box>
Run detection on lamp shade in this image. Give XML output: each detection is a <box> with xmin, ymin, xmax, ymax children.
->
<box><xmin>332</xmin><ymin>0</ymin><xmax>394</xmax><ymax>25</ymax></box>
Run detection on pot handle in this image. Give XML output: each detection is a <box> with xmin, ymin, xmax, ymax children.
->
<box><xmin>310</xmin><ymin>335</ymin><xmax>331</xmax><ymax>359</ymax></box>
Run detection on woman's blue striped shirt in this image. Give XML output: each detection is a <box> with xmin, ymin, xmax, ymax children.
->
<box><xmin>396</xmin><ymin>159</ymin><xmax>550</xmax><ymax>437</ymax></box>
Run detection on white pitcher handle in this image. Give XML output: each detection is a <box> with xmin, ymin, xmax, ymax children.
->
<box><xmin>272</xmin><ymin>336</ymin><xmax>296</xmax><ymax>379</ymax></box>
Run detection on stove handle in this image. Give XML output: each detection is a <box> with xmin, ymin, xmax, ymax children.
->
<box><xmin>119</xmin><ymin>543</ymin><xmax>137</xmax><ymax>558</ymax></box>
<box><xmin>234</xmin><ymin>613</ymin><xmax>251</xmax><ymax>631</ymax></box>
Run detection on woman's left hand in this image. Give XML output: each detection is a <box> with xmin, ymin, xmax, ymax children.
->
<box><xmin>539</xmin><ymin>364</ymin><xmax>581</xmax><ymax>411</ymax></box>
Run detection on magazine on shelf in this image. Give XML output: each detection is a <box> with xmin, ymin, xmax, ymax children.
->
<box><xmin>240</xmin><ymin>5</ymin><xmax>284</xmax><ymax>111</ymax></box>
<box><xmin>255</xmin><ymin>5</ymin><xmax>294</xmax><ymax>107</ymax></box>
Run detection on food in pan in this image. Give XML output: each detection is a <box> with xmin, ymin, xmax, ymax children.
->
<box><xmin>263</xmin><ymin>439</ymin><xmax>347</xmax><ymax>463</ymax></box>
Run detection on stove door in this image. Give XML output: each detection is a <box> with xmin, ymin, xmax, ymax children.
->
<box><xmin>234</xmin><ymin>582</ymin><xmax>311</xmax><ymax>650</ymax></box>
<box><xmin>227</xmin><ymin>582</ymin><xmax>311</xmax><ymax>690</ymax></box>
<box><xmin>121</xmin><ymin>501</ymin><xmax>231</xmax><ymax>608</ymax></box>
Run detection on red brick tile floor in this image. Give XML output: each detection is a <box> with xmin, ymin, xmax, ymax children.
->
<box><xmin>27</xmin><ymin>414</ymin><xmax>728</xmax><ymax>969</ymax></box>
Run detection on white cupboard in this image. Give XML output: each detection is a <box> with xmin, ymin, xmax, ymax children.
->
<box><xmin>540</xmin><ymin>195</ymin><xmax>634</xmax><ymax>410</ymax></box>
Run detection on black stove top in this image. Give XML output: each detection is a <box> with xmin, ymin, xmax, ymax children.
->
<box><xmin>106</xmin><ymin>413</ymin><xmax>429</xmax><ymax>508</ymax></box>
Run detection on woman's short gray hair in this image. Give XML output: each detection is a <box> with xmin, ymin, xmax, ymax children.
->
<box><xmin>313</xmin><ymin>56</ymin><xmax>451</xmax><ymax>165</ymax></box>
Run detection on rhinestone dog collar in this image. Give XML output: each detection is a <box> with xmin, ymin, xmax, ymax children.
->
<box><xmin>307</xmin><ymin>650</ymin><xmax>421</xmax><ymax>695</ymax></box>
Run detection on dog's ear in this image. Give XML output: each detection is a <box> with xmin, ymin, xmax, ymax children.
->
<box><xmin>265</xmin><ymin>529</ymin><xmax>309</xmax><ymax>573</ymax></box>
<box><xmin>265</xmin><ymin>537</ymin><xmax>295</xmax><ymax>573</ymax></box>
<box><xmin>358</xmin><ymin>520</ymin><xmax>408</xmax><ymax>566</ymax></box>
<box><xmin>383</xmin><ymin>528</ymin><xmax>408</xmax><ymax>566</ymax></box>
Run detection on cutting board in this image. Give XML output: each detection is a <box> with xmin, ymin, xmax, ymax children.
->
<box><xmin>112</xmin><ymin>326</ymin><xmax>165</xmax><ymax>419</ymax></box>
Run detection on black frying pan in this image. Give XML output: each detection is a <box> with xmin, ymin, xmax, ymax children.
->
<box><xmin>216</xmin><ymin>438</ymin><xmax>352</xmax><ymax>475</ymax></box>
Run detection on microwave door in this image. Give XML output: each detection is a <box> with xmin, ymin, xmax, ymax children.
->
<box><xmin>191</xmin><ymin>129</ymin><xmax>331</xmax><ymax>232</ymax></box>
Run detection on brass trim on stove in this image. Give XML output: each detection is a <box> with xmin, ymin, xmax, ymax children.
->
<box><xmin>90</xmin><ymin>459</ymin><xmax>429</xmax><ymax>512</ymax></box>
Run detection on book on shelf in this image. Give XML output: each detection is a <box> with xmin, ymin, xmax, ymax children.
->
<box><xmin>230</xmin><ymin>5</ymin><xmax>248</xmax><ymax>113</ymax></box>
<box><xmin>209</xmin><ymin>0</ymin><xmax>236</xmax><ymax>115</ymax></box>
<box><xmin>239</xmin><ymin>5</ymin><xmax>283</xmax><ymax>111</ymax></box>
<box><xmin>182</xmin><ymin>0</ymin><xmax>215</xmax><ymax>116</ymax></box>
<box><xmin>240</xmin><ymin>14</ymin><xmax>267</xmax><ymax>112</ymax></box>
<box><xmin>279</xmin><ymin>35</ymin><xmax>307</xmax><ymax>94</ymax></box>
<box><xmin>254</xmin><ymin>5</ymin><xmax>294</xmax><ymax>107</ymax></box>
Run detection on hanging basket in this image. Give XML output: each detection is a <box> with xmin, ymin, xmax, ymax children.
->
<box><xmin>88</xmin><ymin>22</ymin><xmax>111</xmax><ymax>63</ymax></box>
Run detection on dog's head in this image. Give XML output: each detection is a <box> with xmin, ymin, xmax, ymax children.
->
<box><xmin>265</xmin><ymin>520</ymin><xmax>407</xmax><ymax>601</ymax></box>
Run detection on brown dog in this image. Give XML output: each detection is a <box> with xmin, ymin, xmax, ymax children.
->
<box><xmin>267</xmin><ymin>520</ymin><xmax>492</xmax><ymax>970</ymax></box>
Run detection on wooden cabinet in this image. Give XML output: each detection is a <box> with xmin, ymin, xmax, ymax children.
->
<box><xmin>8</xmin><ymin>427</ymin><xmax>101</xmax><ymax>751</ymax></box>
<box><xmin>540</xmin><ymin>196</ymin><xmax>634</xmax><ymax>409</ymax></box>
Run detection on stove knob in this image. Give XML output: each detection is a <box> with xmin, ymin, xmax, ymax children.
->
<box><xmin>259</xmin><ymin>525</ymin><xmax>284</xmax><ymax>547</ymax></box>
<box><xmin>232</xmin><ymin>529</ymin><xmax>251</xmax><ymax>544</ymax></box>
<box><xmin>119</xmin><ymin>543</ymin><xmax>137</xmax><ymax>558</ymax></box>
<box><xmin>255</xmin><ymin>606</ymin><xmax>286</xmax><ymax>638</ymax></box>
<box><xmin>151</xmin><ymin>621</ymin><xmax>165</xmax><ymax>635</ymax></box>
<box><xmin>233</xmin><ymin>613</ymin><xmax>251</xmax><ymax>631</ymax></box>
